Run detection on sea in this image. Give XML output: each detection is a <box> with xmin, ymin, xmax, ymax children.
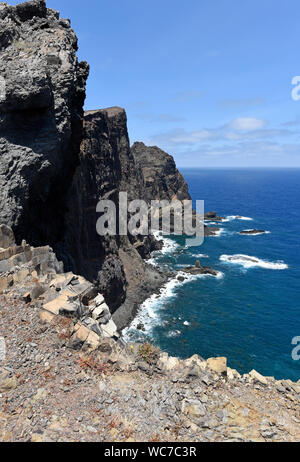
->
<box><xmin>123</xmin><ymin>168</ymin><xmax>300</xmax><ymax>382</ymax></box>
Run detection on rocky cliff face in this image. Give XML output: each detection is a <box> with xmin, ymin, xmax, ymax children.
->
<box><xmin>64</xmin><ymin>108</ymin><xmax>167</xmax><ymax>320</ymax></box>
<box><xmin>0</xmin><ymin>0</ymin><xmax>89</xmax><ymax>248</ymax></box>
<box><xmin>0</xmin><ymin>0</ymin><xmax>210</xmax><ymax>329</ymax></box>
<box><xmin>131</xmin><ymin>141</ymin><xmax>191</xmax><ymax>202</ymax></box>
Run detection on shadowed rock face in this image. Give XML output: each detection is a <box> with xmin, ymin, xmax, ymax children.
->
<box><xmin>64</xmin><ymin>108</ymin><xmax>163</xmax><ymax>312</ymax></box>
<box><xmin>64</xmin><ymin>108</ymin><xmax>131</xmax><ymax>309</ymax></box>
<box><xmin>0</xmin><ymin>1</ymin><xmax>208</xmax><ymax>323</ymax></box>
<box><xmin>0</xmin><ymin>0</ymin><xmax>89</xmax><ymax>248</ymax></box>
<box><xmin>131</xmin><ymin>142</ymin><xmax>191</xmax><ymax>202</ymax></box>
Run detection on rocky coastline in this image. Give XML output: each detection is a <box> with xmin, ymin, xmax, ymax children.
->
<box><xmin>0</xmin><ymin>0</ymin><xmax>299</xmax><ymax>443</ymax></box>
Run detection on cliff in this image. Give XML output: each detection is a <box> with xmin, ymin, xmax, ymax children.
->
<box><xmin>131</xmin><ymin>142</ymin><xmax>191</xmax><ymax>202</ymax></box>
<box><xmin>0</xmin><ymin>0</ymin><xmax>299</xmax><ymax>444</ymax></box>
<box><xmin>0</xmin><ymin>0</ymin><xmax>89</xmax><ymax>249</ymax></box>
<box><xmin>0</xmin><ymin>1</ymin><xmax>216</xmax><ymax>322</ymax></box>
<box><xmin>64</xmin><ymin>107</ymin><xmax>167</xmax><ymax>320</ymax></box>
<box><xmin>0</xmin><ymin>1</ymin><xmax>167</xmax><ymax>320</ymax></box>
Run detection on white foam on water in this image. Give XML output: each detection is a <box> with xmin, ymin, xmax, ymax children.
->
<box><xmin>183</xmin><ymin>321</ymin><xmax>190</xmax><ymax>326</ymax></box>
<box><xmin>225</xmin><ymin>215</ymin><xmax>253</xmax><ymax>221</ymax></box>
<box><xmin>152</xmin><ymin>231</ymin><xmax>180</xmax><ymax>255</ymax></box>
<box><xmin>190</xmin><ymin>253</ymin><xmax>209</xmax><ymax>258</ymax></box>
<box><xmin>220</xmin><ymin>254</ymin><xmax>288</xmax><ymax>270</ymax></box>
<box><xmin>205</xmin><ymin>221</ymin><xmax>219</xmax><ymax>226</ymax></box>
<box><xmin>123</xmin><ymin>269</ymin><xmax>224</xmax><ymax>340</ymax></box>
<box><xmin>209</xmin><ymin>228</ymin><xmax>225</xmax><ymax>237</ymax></box>
<box><xmin>166</xmin><ymin>330</ymin><xmax>181</xmax><ymax>338</ymax></box>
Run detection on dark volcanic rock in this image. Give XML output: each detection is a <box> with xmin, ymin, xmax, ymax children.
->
<box><xmin>131</xmin><ymin>142</ymin><xmax>191</xmax><ymax>202</ymax></box>
<box><xmin>131</xmin><ymin>142</ymin><xmax>216</xmax><ymax>237</ymax></box>
<box><xmin>0</xmin><ymin>1</ymin><xmax>219</xmax><ymax>330</ymax></box>
<box><xmin>0</xmin><ymin>0</ymin><xmax>89</xmax><ymax>249</ymax></box>
<box><xmin>182</xmin><ymin>266</ymin><xmax>218</xmax><ymax>276</ymax></box>
<box><xmin>204</xmin><ymin>212</ymin><xmax>225</xmax><ymax>221</ymax></box>
<box><xmin>64</xmin><ymin>108</ymin><xmax>166</xmax><ymax>314</ymax></box>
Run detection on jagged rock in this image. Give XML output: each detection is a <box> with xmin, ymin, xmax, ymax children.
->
<box><xmin>227</xmin><ymin>367</ymin><xmax>241</xmax><ymax>380</ymax></box>
<box><xmin>182</xmin><ymin>399</ymin><xmax>206</xmax><ymax>419</ymax></box>
<box><xmin>205</xmin><ymin>212</ymin><xmax>224</xmax><ymax>221</ymax></box>
<box><xmin>0</xmin><ymin>0</ymin><xmax>89</xmax><ymax>251</ymax></box>
<box><xmin>182</xmin><ymin>266</ymin><xmax>218</xmax><ymax>276</ymax></box>
<box><xmin>101</xmin><ymin>319</ymin><xmax>118</xmax><ymax>339</ymax></box>
<box><xmin>249</xmin><ymin>369</ymin><xmax>268</xmax><ymax>386</ymax></box>
<box><xmin>157</xmin><ymin>353</ymin><xmax>180</xmax><ymax>372</ymax></box>
<box><xmin>131</xmin><ymin>142</ymin><xmax>191</xmax><ymax>202</ymax></box>
<box><xmin>0</xmin><ymin>224</ymin><xmax>15</xmax><ymax>249</ymax></box>
<box><xmin>64</xmin><ymin>108</ymin><xmax>163</xmax><ymax>313</ymax></box>
<box><xmin>207</xmin><ymin>357</ymin><xmax>227</xmax><ymax>376</ymax></box>
<box><xmin>240</xmin><ymin>229</ymin><xmax>266</xmax><ymax>235</ymax></box>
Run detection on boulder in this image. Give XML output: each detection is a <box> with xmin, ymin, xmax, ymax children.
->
<box><xmin>249</xmin><ymin>369</ymin><xmax>268</xmax><ymax>386</ymax></box>
<box><xmin>101</xmin><ymin>319</ymin><xmax>118</xmax><ymax>338</ymax></box>
<box><xmin>0</xmin><ymin>225</ymin><xmax>15</xmax><ymax>249</ymax></box>
<box><xmin>240</xmin><ymin>229</ymin><xmax>266</xmax><ymax>235</ymax></box>
<box><xmin>158</xmin><ymin>353</ymin><xmax>180</xmax><ymax>371</ymax></box>
<box><xmin>207</xmin><ymin>357</ymin><xmax>227</xmax><ymax>376</ymax></box>
<box><xmin>204</xmin><ymin>212</ymin><xmax>224</xmax><ymax>221</ymax></box>
<box><xmin>182</xmin><ymin>266</ymin><xmax>218</xmax><ymax>276</ymax></box>
<box><xmin>0</xmin><ymin>369</ymin><xmax>17</xmax><ymax>392</ymax></box>
<box><xmin>182</xmin><ymin>399</ymin><xmax>206</xmax><ymax>419</ymax></box>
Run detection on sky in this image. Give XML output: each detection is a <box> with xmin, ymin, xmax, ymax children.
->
<box><xmin>9</xmin><ymin>0</ymin><xmax>300</xmax><ymax>167</ymax></box>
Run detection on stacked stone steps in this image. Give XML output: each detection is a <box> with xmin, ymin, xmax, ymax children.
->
<box><xmin>0</xmin><ymin>224</ymin><xmax>120</xmax><ymax>351</ymax></box>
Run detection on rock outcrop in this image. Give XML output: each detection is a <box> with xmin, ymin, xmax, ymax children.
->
<box><xmin>239</xmin><ymin>229</ymin><xmax>267</xmax><ymax>235</ymax></box>
<box><xmin>0</xmin><ymin>0</ymin><xmax>89</xmax><ymax>249</ymax></box>
<box><xmin>0</xmin><ymin>224</ymin><xmax>119</xmax><ymax>348</ymax></box>
<box><xmin>0</xmin><ymin>2</ymin><xmax>164</xmax><ymax>321</ymax></box>
<box><xmin>205</xmin><ymin>212</ymin><xmax>225</xmax><ymax>221</ymax></box>
<box><xmin>63</xmin><ymin>108</ymin><xmax>167</xmax><ymax>323</ymax></box>
<box><xmin>0</xmin><ymin>0</ymin><xmax>217</xmax><ymax>332</ymax></box>
<box><xmin>131</xmin><ymin>141</ymin><xmax>191</xmax><ymax>202</ymax></box>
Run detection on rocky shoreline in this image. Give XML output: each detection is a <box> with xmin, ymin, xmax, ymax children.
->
<box><xmin>0</xmin><ymin>0</ymin><xmax>299</xmax><ymax>443</ymax></box>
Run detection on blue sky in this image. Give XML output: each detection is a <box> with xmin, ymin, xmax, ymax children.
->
<box><xmin>10</xmin><ymin>0</ymin><xmax>300</xmax><ymax>167</ymax></box>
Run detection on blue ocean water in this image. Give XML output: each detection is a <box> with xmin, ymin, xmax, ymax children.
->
<box><xmin>125</xmin><ymin>169</ymin><xmax>300</xmax><ymax>381</ymax></box>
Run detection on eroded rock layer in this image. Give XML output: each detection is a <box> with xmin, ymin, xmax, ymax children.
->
<box><xmin>0</xmin><ymin>0</ymin><xmax>89</xmax><ymax>248</ymax></box>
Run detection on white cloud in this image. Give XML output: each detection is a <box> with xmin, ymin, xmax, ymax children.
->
<box><xmin>146</xmin><ymin>116</ymin><xmax>298</xmax><ymax>162</ymax></box>
<box><xmin>228</xmin><ymin>117</ymin><xmax>267</xmax><ymax>131</ymax></box>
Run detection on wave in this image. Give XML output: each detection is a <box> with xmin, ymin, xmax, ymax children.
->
<box><xmin>123</xmin><ymin>270</ymin><xmax>223</xmax><ymax>340</ymax></box>
<box><xmin>205</xmin><ymin>221</ymin><xmax>219</xmax><ymax>226</ymax></box>
<box><xmin>166</xmin><ymin>330</ymin><xmax>181</xmax><ymax>338</ymax></box>
<box><xmin>209</xmin><ymin>228</ymin><xmax>225</xmax><ymax>237</ymax></box>
<box><xmin>220</xmin><ymin>254</ymin><xmax>288</xmax><ymax>270</ymax></box>
<box><xmin>190</xmin><ymin>253</ymin><xmax>209</xmax><ymax>258</ymax></box>
<box><xmin>224</xmin><ymin>215</ymin><xmax>253</xmax><ymax>222</ymax></box>
<box><xmin>152</xmin><ymin>231</ymin><xmax>180</xmax><ymax>255</ymax></box>
<box><xmin>147</xmin><ymin>233</ymin><xmax>180</xmax><ymax>267</ymax></box>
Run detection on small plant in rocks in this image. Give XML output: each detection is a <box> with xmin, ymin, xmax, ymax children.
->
<box><xmin>138</xmin><ymin>343</ymin><xmax>159</xmax><ymax>365</ymax></box>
